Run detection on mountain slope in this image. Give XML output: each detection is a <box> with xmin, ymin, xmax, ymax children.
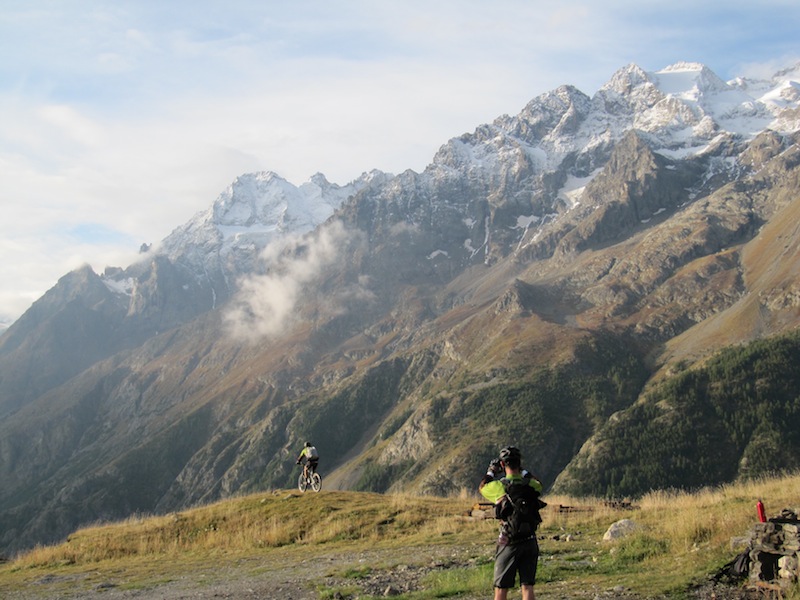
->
<box><xmin>1</xmin><ymin>60</ymin><xmax>800</xmax><ymax>556</ymax></box>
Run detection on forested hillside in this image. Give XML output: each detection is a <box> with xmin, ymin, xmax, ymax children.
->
<box><xmin>554</xmin><ymin>329</ymin><xmax>800</xmax><ymax>496</ymax></box>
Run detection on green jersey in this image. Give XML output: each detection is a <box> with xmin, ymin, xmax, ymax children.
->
<box><xmin>480</xmin><ymin>473</ymin><xmax>542</xmax><ymax>503</ymax></box>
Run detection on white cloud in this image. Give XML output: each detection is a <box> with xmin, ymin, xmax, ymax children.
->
<box><xmin>224</xmin><ymin>220</ymin><xmax>367</xmax><ymax>342</ymax></box>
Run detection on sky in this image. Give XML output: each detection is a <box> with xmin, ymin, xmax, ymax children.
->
<box><xmin>1</xmin><ymin>1</ymin><xmax>799</xmax><ymax>327</ymax></box>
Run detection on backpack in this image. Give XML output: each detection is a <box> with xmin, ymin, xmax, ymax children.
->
<box><xmin>712</xmin><ymin>549</ymin><xmax>750</xmax><ymax>583</ymax></box>
<box><xmin>494</xmin><ymin>477</ymin><xmax>546</xmax><ymax>542</ymax></box>
<box><xmin>306</xmin><ymin>446</ymin><xmax>319</xmax><ymax>459</ymax></box>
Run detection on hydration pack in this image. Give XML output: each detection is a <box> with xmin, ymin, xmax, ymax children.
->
<box><xmin>306</xmin><ymin>445</ymin><xmax>319</xmax><ymax>459</ymax></box>
<box><xmin>494</xmin><ymin>477</ymin><xmax>546</xmax><ymax>542</ymax></box>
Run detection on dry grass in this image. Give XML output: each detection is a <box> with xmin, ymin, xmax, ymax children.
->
<box><xmin>8</xmin><ymin>490</ymin><xmax>478</xmax><ymax>571</ymax></box>
<box><xmin>636</xmin><ymin>474</ymin><xmax>800</xmax><ymax>552</ymax></box>
<box><xmin>2</xmin><ymin>474</ymin><xmax>800</xmax><ymax>598</ymax></box>
<box><xmin>544</xmin><ymin>473</ymin><xmax>800</xmax><ymax>597</ymax></box>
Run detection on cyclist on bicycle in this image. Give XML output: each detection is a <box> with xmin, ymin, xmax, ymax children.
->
<box><xmin>296</xmin><ymin>442</ymin><xmax>319</xmax><ymax>479</ymax></box>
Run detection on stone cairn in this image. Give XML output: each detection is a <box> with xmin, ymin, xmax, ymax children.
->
<box><xmin>748</xmin><ymin>509</ymin><xmax>800</xmax><ymax>587</ymax></box>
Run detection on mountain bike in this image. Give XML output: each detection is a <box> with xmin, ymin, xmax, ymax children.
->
<box><xmin>298</xmin><ymin>467</ymin><xmax>322</xmax><ymax>492</ymax></box>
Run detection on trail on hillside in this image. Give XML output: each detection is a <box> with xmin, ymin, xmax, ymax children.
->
<box><xmin>2</xmin><ymin>543</ymin><xmax>489</xmax><ymax>600</ymax></box>
<box><xmin>2</xmin><ymin>539</ymin><xmax>758</xmax><ymax>600</ymax></box>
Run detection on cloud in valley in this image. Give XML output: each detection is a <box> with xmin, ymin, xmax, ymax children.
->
<box><xmin>224</xmin><ymin>220</ymin><xmax>369</xmax><ymax>342</ymax></box>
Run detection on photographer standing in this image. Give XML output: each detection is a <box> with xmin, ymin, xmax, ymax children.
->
<box><xmin>479</xmin><ymin>446</ymin><xmax>545</xmax><ymax>600</ymax></box>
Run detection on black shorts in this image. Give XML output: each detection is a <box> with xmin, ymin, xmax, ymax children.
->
<box><xmin>493</xmin><ymin>537</ymin><xmax>539</xmax><ymax>589</ymax></box>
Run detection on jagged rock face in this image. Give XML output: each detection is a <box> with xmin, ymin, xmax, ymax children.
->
<box><xmin>1</xmin><ymin>60</ymin><xmax>800</xmax><ymax>555</ymax></box>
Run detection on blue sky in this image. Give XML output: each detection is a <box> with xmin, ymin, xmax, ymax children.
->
<box><xmin>1</xmin><ymin>0</ymin><xmax>798</xmax><ymax>325</ymax></box>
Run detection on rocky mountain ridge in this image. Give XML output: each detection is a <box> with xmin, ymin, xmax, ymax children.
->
<box><xmin>1</xmin><ymin>60</ymin><xmax>800</xmax><ymax>556</ymax></box>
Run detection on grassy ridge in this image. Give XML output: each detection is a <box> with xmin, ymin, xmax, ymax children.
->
<box><xmin>2</xmin><ymin>475</ymin><xmax>800</xmax><ymax>598</ymax></box>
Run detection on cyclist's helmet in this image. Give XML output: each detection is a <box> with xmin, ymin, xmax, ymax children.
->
<box><xmin>499</xmin><ymin>446</ymin><xmax>521</xmax><ymax>462</ymax></box>
<box><xmin>304</xmin><ymin>442</ymin><xmax>311</xmax><ymax>447</ymax></box>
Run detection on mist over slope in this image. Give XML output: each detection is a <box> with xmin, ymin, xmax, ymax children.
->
<box><xmin>1</xmin><ymin>60</ymin><xmax>800</xmax><ymax>556</ymax></box>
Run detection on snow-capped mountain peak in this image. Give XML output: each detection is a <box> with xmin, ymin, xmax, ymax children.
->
<box><xmin>211</xmin><ymin>171</ymin><xmax>344</xmax><ymax>238</ymax></box>
<box><xmin>599</xmin><ymin>63</ymin><xmax>652</xmax><ymax>95</ymax></box>
<box><xmin>138</xmin><ymin>168</ymin><xmax>390</xmax><ymax>302</ymax></box>
<box><xmin>110</xmin><ymin>60</ymin><xmax>800</xmax><ymax>309</ymax></box>
<box><xmin>167</xmin><ymin>170</ymin><xmax>381</xmax><ymax>252</ymax></box>
<box><xmin>423</xmin><ymin>60</ymin><xmax>800</xmax><ymax>221</ymax></box>
<box><xmin>654</xmin><ymin>62</ymin><xmax>731</xmax><ymax>97</ymax></box>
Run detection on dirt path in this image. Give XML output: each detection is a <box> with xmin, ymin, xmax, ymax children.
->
<box><xmin>2</xmin><ymin>542</ymin><xmax>491</xmax><ymax>599</ymax></box>
<box><xmin>1</xmin><ymin>538</ymin><xmax>756</xmax><ymax>599</ymax></box>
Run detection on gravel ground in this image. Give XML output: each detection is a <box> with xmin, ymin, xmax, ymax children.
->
<box><xmin>1</xmin><ymin>541</ymin><xmax>762</xmax><ymax>600</ymax></box>
<box><xmin>1</xmin><ymin>543</ymin><xmax>491</xmax><ymax>600</ymax></box>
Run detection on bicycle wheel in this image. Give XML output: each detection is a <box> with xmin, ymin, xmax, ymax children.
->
<box><xmin>298</xmin><ymin>473</ymin><xmax>308</xmax><ymax>492</ymax></box>
<box><xmin>311</xmin><ymin>472</ymin><xmax>322</xmax><ymax>492</ymax></box>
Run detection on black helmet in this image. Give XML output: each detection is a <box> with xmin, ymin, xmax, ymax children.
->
<box><xmin>499</xmin><ymin>446</ymin><xmax>521</xmax><ymax>462</ymax></box>
<box><xmin>304</xmin><ymin>442</ymin><xmax>311</xmax><ymax>447</ymax></box>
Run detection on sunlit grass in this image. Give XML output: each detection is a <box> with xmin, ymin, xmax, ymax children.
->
<box><xmin>2</xmin><ymin>473</ymin><xmax>800</xmax><ymax>598</ymax></box>
<box><xmin>542</xmin><ymin>472</ymin><xmax>800</xmax><ymax>597</ymax></box>
<box><xmin>6</xmin><ymin>490</ymin><xmax>480</xmax><ymax>571</ymax></box>
<box><xmin>415</xmin><ymin>564</ymin><xmax>493</xmax><ymax>598</ymax></box>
